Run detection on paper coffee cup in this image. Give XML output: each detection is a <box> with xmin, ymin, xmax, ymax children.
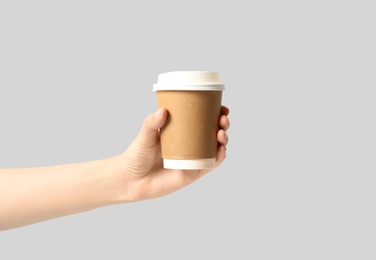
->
<box><xmin>153</xmin><ymin>71</ymin><xmax>225</xmax><ymax>170</ymax></box>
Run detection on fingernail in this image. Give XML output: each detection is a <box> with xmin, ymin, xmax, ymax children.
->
<box><xmin>155</xmin><ymin>108</ymin><xmax>163</xmax><ymax>118</ymax></box>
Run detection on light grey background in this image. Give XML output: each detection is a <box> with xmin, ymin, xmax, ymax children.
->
<box><xmin>1</xmin><ymin>0</ymin><xmax>375</xmax><ymax>259</ymax></box>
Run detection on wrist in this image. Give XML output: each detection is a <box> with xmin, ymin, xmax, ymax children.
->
<box><xmin>99</xmin><ymin>155</ymin><xmax>130</xmax><ymax>205</ymax></box>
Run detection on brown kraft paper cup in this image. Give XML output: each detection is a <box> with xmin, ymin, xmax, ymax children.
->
<box><xmin>153</xmin><ymin>71</ymin><xmax>225</xmax><ymax>170</ymax></box>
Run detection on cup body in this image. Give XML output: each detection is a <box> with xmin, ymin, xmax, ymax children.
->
<box><xmin>153</xmin><ymin>71</ymin><xmax>225</xmax><ymax>170</ymax></box>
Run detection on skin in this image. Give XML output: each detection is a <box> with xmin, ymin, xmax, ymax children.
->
<box><xmin>0</xmin><ymin>106</ymin><xmax>230</xmax><ymax>231</ymax></box>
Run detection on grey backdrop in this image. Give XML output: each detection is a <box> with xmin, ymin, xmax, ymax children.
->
<box><xmin>1</xmin><ymin>1</ymin><xmax>375</xmax><ymax>259</ymax></box>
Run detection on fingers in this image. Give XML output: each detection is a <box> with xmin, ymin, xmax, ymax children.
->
<box><xmin>215</xmin><ymin>144</ymin><xmax>227</xmax><ymax>167</ymax></box>
<box><xmin>216</xmin><ymin>129</ymin><xmax>228</xmax><ymax>165</ymax></box>
<box><xmin>218</xmin><ymin>106</ymin><xmax>230</xmax><ymax>141</ymax></box>
<box><xmin>137</xmin><ymin>108</ymin><xmax>168</xmax><ymax>147</ymax></box>
<box><xmin>219</xmin><ymin>114</ymin><xmax>230</xmax><ymax>131</ymax></box>
<box><xmin>219</xmin><ymin>105</ymin><xmax>230</xmax><ymax>131</ymax></box>
<box><xmin>221</xmin><ymin>106</ymin><xmax>230</xmax><ymax>116</ymax></box>
<box><xmin>215</xmin><ymin>105</ymin><xmax>230</xmax><ymax>167</ymax></box>
<box><xmin>153</xmin><ymin>108</ymin><xmax>168</xmax><ymax>128</ymax></box>
<box><xmin>217</xmin><ymin>129</ymin><xmax>228</xmax><ymax>145</ymax></box>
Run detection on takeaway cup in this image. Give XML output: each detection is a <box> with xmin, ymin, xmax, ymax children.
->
<box><xmin>153</xmin><ymin>71</ymin><xmax>225</xmax><ymax>170</ymax></box>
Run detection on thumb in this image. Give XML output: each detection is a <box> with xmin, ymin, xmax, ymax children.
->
<box><xmin>136</xmin><ymin>108</ymin><xmax>168</xmax><ymax>146</ymax></box>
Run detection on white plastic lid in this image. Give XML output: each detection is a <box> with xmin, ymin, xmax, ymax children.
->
<box><xmin>163</xmin><ymin>158</ymin><xmax>216</xmax><ymax>170</ymax></box>
<box><xmin>153</xmin><ymin>71</ymin><xmax>225</xmax><ymax>91</ymax></box>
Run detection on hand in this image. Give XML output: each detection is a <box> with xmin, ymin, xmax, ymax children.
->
<box><xmin>118</xmin><ymin>106</ymin><xmax>230</xmax><ymax>202</ymax></box>
<box><xmin>0</xmin><ymin>106</ymin><xmax>229</xmax><ymax>230</ymax></box>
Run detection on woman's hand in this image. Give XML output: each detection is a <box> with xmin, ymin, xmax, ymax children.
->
<box><xmin>118</xmin><ymin>106</ymin><xmax>230</xmax><ymax>202</ymax></box>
